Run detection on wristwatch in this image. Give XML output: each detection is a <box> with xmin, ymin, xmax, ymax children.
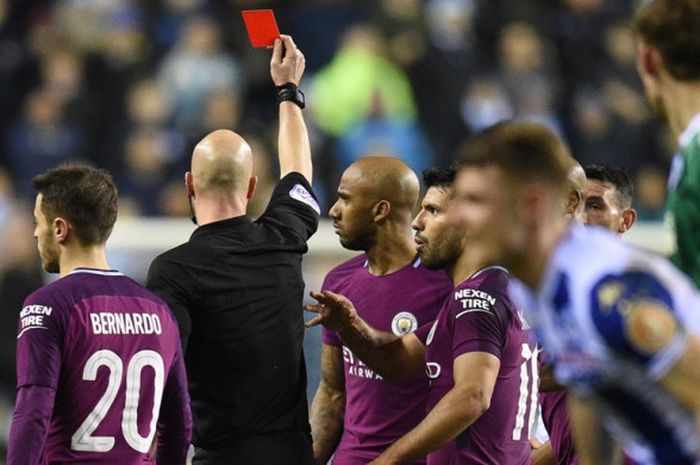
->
<box><xmin>277</xmin><ymin>83</ymin><xmax>305</xmax><ymax>109</ymax></box>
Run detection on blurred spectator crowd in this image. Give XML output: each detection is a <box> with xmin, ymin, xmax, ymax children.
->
<box><xmin>0</xmin><ymin>0</ymin><xmax>672</xmax><ymax>220</ymax></box>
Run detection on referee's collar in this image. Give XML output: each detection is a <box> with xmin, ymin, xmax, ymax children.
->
<box><xmin>191</xmin><ymin>215</ymin><xmax>252</xmax><ymax>238</ymax></box>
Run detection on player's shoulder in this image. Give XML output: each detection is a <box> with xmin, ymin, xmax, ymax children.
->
<box><xmin>22</xmin><ymin>278</ymin><xmax>66</xmax><ymax>308</ymax></box>
<box><xmin>557</xmin><ymin>225</ymin><xmax>621</xmax><ymax>264</ymax></box>
<box><xmin>467</xmin><ymin>265</ymin><xmax>511</xmax><ymax>296</ymax></box>
<box><xmin>448</xmin><ymin>266</ymin><xmax>512</xmax><ymax>316</ymax></box>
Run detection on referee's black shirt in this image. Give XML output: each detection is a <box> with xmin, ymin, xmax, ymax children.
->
<box><xmin>147</xmin><ymin>172</ymin><xmax>320</xmax><ymax>451</ymax></box>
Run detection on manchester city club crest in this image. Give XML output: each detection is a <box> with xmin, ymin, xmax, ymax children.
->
<box><xmin>391</xmin><ymin>311</ymin><xmax>418</xmax><ymax>336</ymax></box>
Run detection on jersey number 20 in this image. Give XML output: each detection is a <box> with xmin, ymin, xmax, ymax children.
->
<box><xmin>71</xmin><ymin>349</ymin><xmax>165</xmax><ymax>453</ymax></box>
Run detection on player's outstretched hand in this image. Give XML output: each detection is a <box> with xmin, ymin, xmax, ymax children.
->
<box><xmin>270</xmin><ymin>34</ymin><xmax>305</xmax><ymax>86</ymax></box>
<box><xmin>304</xmin><ymin>290</ymin><xmax>357</xmax><ymax>332</ymax></box>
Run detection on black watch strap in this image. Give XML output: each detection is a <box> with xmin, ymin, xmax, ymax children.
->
<box><xmin>276</xmin><ymin>83</ymin><xmax>305</xmax><ymax>109</ymax></box>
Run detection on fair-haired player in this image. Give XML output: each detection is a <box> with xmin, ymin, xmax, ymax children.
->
<box><xmin>306</xmin><ymin>168</ymin><xmax>536</xmax><ymax>465</ymax></box>
<box><xmin>8</xmin><ymin>164</ymin><xmax>191</xmax><ymax>465</ymax></box>
<box><xmin>310</xmin><ymin>157</ymin><xmax>452</xmax><ymax>465</ymax></box>
<box><xmin>453</xmin><ymin>120</ymin><xmax>700</xmax><ymax>465</ymax></box>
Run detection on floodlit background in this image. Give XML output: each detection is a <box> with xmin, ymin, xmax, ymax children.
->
<box><xmin>0</xmin><ymin>0</ymin><xmax>673</xmax><ymax>461</ymax></box>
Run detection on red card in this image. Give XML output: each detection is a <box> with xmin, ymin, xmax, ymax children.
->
<box><xmin>241</xmin><ymin>10</ymin><xmax>280</xmax><ymax>48</ymax></box>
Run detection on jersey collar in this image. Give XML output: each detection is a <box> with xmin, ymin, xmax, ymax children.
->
<box><xmin>679</xmin><ymin>112</ymin><xmax>700</xmax><ymax>149</ymax></box>
<box><xmin>191</xmin><ymin>215</ymin><xmax>252</xmax><ymax>238</ymax></box>
<box><xmin>68</xmin><ymin>268</ymin><xmax>124</xmax><ymax>276</ymax></box>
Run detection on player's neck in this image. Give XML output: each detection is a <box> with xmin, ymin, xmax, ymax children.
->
<box><xmin>366</xmin><ymin>229</ymin><xmax>416</xmax><ymax>276</ymax></box>
<box><xmin>513</xmin><ymin>220</ymin><xmax>567</xmax><ymax>290</ymax></box>
<box><xmin>59</xmin><ymin>245</ymin><xmax>111</xmax><ymax>277</ymax></box>
<box><xmin>663</xmin><ymin>81</ymin><xmax>700</xmax><ymax>142</ymax></box>
<box><xmin>448</xmin><ymin>250</ymin><xmax>480</xmax><ymax>286</ymax></box>
<box><xmin>194</xmin><ymin>195</ymin><xmax>248</xmax><ymax>225</ymax></box>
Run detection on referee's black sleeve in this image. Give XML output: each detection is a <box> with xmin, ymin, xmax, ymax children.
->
<box><xmin>147</xmin><ymin>255</ymin><xmax>195</xmax><ymax>352</ymax></box>
<box><xmin>258</xmin><ymin>172</ymin><xmax>320</xmax><ymax>242</ymax></box>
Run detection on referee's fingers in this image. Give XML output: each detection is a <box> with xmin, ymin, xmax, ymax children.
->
<box><xmin>271</xmin><ymin>38</ymin><xmax>282</xmax><ymax>64</ymax></box>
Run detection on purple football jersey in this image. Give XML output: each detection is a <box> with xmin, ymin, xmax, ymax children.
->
<box><xmin>14</xmin><ymin>268</ymin><xmax>188</xmax><ymax>464</ymax></box>
<box><xmin>322</xmin><ymin>255</ymin><xmax>452</xmax><ymax>465</ymax></box>
<box><xmin>420</xmin><ymin>267</ymin><xmax>535</xmax><ymax>465</ymax></box>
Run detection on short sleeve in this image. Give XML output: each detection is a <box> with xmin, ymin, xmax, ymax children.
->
<box><xmin>16</xmin><ymin>291</ymin><xmax>68</xmax><ymax>389</ymax></box>
<box><xmin>590</xmin><ymin>271</ymin><xmax>686</xmax><ymax>379</ymax></box>
<box><xmin>258</xmin><ymin>172</ymin><xmax>321</xmax><ymax>242</ymax></box>
<box><xmin>451</xmin><ymin>289</ymin><xmax>507</xmax><ymax>359</ymax></box>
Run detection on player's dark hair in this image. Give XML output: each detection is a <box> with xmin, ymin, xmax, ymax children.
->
<box><xmin>32</xmin><ymin>164</ymin><xmax>118</xmax><ymax>246</ymax></box>
<box><xmin>635</xmin><ymin>0</ymin><xmax>700</xmax><ymax>80</ymax></box>
<box><xmin>456</xmin><ymin>121</ymin><xmax>570</xmax><ymax>193</ymax></box>
<box><xmin>422</xmin><ymin>168</ymin><xmax>456</xmax><ymax>190</ymax></box>
<box><xmin>584</xmin><ymin>164</ymin><xmax>634</xmax><ymax>208</ymax></box>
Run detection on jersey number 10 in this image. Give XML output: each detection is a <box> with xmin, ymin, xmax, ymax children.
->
<box><xmin>71</xmin><ymin>349</ymin><xmax>165</xmax><ymax>453</ymax></box>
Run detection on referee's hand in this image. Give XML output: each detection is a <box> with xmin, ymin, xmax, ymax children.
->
<box><xmin>271</xmin><ymin>34</ymin><xmax>305</xmax><ymax>86</ymax></box>
<box><xmin>304</xmin><ymin>290</ymin><xmax>358</xmax><ymax>332</ymax></box>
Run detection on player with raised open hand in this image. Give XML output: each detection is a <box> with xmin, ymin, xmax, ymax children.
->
<box><xmin>307</xmin><ymin>169</ymin><xmax>535</xmax><ymax>465</ymax></box>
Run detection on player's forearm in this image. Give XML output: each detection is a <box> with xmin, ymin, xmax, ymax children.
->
<box><xmin>7</xmin><ymin>385</ymin><xmax>56</xmax><ymax>465</ymax></box>
<box><xmin>310</xmin><ymin>384</ymin><xmax>345</xmax><ymax>465</ymax></box>
<box><xmin>569</xmin><ymin>394</ymin><xmax>620</xmax><ymax>465</ymax></box>
<box><xmin>373</xmin><ymin>384</ymin><xmax>488</xmax><ymax>465</ymax></box>
<box><xmin>338</xmin><ymin>319</ymin><xmax>423</xmax><ymax>380</ymax></box>
<box><xmin>278</xmin><ymin>101</ymin><xmax>312</xmax><ymax>182</ymax></box>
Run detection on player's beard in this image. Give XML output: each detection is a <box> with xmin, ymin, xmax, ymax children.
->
<box><xmin>338</xmin><ymin>222</ymin><xmax>375</xmax><ymax>252</ymax></box>
<box><xmin>419</xmin><ymin>233</ymin><xmax>462</xmax><ymax>271</ymax></box>
<box><xmin>38</xmin><ymin>236</ymin><xmax>60</xmax><ymax>274</ymax></box>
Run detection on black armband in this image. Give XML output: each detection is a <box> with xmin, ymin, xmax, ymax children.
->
<box><xmin>276</xmin><ymin>83</ymin><xmax>305</xmax><ymax>109</ymax></box>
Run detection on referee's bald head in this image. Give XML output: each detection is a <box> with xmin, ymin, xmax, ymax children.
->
<box><xmin>191</xmin><ymin>129</ymin><xmax>253</xmax><ymax>196</ymax></box>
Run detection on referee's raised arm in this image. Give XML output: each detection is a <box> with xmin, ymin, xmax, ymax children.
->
<box><xmin>271</xmin><ymin>35</ymin><xmax>312</xmax><ymax>184</ymax></box>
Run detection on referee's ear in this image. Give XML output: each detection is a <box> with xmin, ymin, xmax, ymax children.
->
<box><xmin>247</xmin><ymin>176</ymin><xmax>258</xmax><ymax>200</ymax></box>
<box><xmin>185</xmin><ymin>172</ymin><xmax>195</xmax><ymax>197</ymax></box>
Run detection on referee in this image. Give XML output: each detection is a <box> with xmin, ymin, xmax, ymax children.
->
<box><xmin>147</xmin><ymin>35</ymin><xmax>318</xmax><ymax>465</ymax></box>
